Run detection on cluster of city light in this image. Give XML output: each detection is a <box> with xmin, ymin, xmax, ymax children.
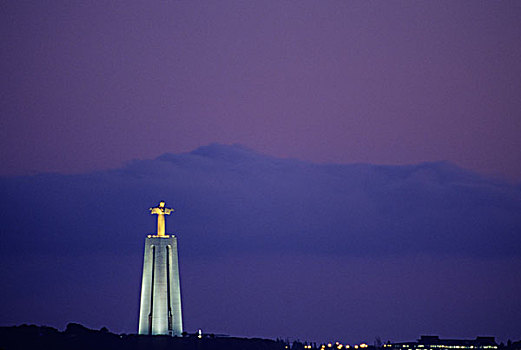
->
<box><xmin>389</xmin><ymin>345</ymin><xmax>497</xmax><ymax>350</ymax></box>
<box><xmin>286</xmin><ymin>341</ymin><xmax>496</xmax><ymax>350</ymax></box>
<box><xmin>319</xmin><ymin>341</ymin><xmax>368</xmax><ymax>350</ymax></box>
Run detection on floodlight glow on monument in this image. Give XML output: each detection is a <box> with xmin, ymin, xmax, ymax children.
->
<box><xmin>138</xmin><ymin>201</ymin><xmax>183</xmax><ymax>336</ymax></box>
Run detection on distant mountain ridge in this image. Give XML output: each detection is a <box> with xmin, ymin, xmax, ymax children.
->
<box><xmin>157</xmin><ymin>144</ymin><xmax>495</xmax><ymax>185</ymax></box>
<box><xmin>129</xmin><ymin>143</ymin><xmax>493</xmax><ymax>185</ymax></box>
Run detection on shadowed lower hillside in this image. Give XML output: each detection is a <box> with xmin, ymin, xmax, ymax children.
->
<box><xmin>0</xmin><ymin>323</ymin><xmax>288</xmax><ymax>350</ymax></box>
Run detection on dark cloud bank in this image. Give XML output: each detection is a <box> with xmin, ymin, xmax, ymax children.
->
<box><xmin>1</xmin><ymin>144</ymin><xmax>520</xmax><ymax>342</ymax></box>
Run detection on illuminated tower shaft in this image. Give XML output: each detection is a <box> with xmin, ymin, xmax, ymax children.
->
<box><xmin>138</xmin><ymin>202</ymin><xmax>183</xmax><ymax>336</ymax></box>
<box><xmin>138</xmin><ymin>236</ymin><xmax>182</xmax><ymax>335</ymax></box>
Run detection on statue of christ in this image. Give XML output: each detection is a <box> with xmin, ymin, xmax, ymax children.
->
<box><xmin>149</xmin><ymin>201</ymin><xmax>174</xmax><ymax>237</ymax></box>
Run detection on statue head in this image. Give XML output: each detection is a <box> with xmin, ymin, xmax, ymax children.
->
<box><xmin>159</xmin><ymin>201</ymin><xmax>165</xmax><ymax>208</ymax></box>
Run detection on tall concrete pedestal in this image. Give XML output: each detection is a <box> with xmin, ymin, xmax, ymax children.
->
<box><xmin>138</xmin><ymin>235</ymin><xmax>183</xmax><ymax>336</ymax></box>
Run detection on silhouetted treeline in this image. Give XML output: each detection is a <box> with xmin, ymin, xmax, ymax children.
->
<box><xmin>0</xmin><ymin>323</ymin><xmax>287</xmax><ymax>350</ymax></box>
<box><xmin>499</xmin><ymin>340</ymin><xmax>521</xmax><ymax>350</ymax></box>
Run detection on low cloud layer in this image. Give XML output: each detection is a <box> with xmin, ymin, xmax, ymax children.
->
<box><xmin>1</xmin><ymin>143</ymin><xmax>519</xmax><ymax>260</ymax></box>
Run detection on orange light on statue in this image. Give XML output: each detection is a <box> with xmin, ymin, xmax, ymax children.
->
<box><xmin>149</xmin><ymin>201</ymin><xmax>174</xmax><ymax>237</ymax></box>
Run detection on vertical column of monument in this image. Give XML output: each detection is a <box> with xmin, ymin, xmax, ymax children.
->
<box><xmin>138</xmin><ymin>239</ymin><xmax>154</xmax><ymax>334</ymax></box>
<box><xmin>151</xmin><ymin>237</ymin><xmax>168</xmax><ymax>334</ymax></box>
<box><xmin>169</xmin><ymin>236</ymin><xmax>183</xmax><ymax>336</ymax></box>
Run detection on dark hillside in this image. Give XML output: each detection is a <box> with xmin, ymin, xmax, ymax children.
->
<box><xmin>0</xmin><ymin>324</ymin><xmax>287</xmax><ymax>350</ymax></box>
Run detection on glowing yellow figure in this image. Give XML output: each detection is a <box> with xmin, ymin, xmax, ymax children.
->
<box><xmin>149</xmin><ymin>201</ymin><xmax>174</xmax><ymax>237</ymax></box>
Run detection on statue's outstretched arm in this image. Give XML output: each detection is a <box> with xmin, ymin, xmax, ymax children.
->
<box><xmin>150</xmin><ymin>208</ymin><xmax>162</xmax><ymax>214</ymax></box>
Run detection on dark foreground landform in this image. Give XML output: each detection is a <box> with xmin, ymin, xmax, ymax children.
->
<box><xmin>2</xmin><ymin>324</ymin><xmax>521</xmax><ymax>350</ymax></box>
<box><xmin>0</xmin><ymin>323</ymin><xmax>291</xmax><ymax>350</ymax></box>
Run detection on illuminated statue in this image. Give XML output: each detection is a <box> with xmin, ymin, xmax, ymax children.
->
<box><xmin>139</xmin><ymin>201</ymin><xmax>183</xmax><ymax>336</ymax></box>
<box><xmin>149</xmin><ymin>201</ymin><xmax>174</xmax><ymax>237</ymax></box>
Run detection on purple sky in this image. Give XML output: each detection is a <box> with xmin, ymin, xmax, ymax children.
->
<box><xmin>1</xmin><ymin>1</ymin><xmax>521</xmax><ymax>345</ymax></box>
<box><xmin>2</xmin><ymin>1</ymin><xmax>521</xmax><ymax>179</ymax></box>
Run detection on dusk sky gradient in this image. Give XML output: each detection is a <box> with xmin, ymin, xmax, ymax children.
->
<box><xmin>1</xmin><ymin>0</ymin><xmax>521</xmax><ymax>346</ymax></box>
<box><xmin>2</xmin><ymin>1</ymin><xmax>521</xmax><ymax>179</ymax></box>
